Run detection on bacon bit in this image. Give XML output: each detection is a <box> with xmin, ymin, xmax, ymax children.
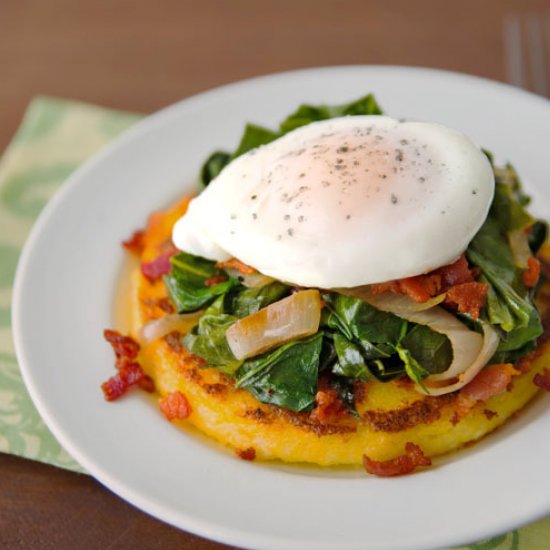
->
<box><xmin>102</xmin><ymin>330</ymin><xmax>155</xmax><ymax>401</ymax></box>
<box><xmin>369</xmin><ymin>255</ymin><xmax>478</xmax><ymax>305</ymax></box>
<box><xmin>310</xmin><ymin>389</ymin><xmax>347</xmax><ymax>424</ymax></box>
<box><xmin>363</xmin><ymin>442</ymin><xmax>431</xmax><ymax>477</ymax></box>
<box><xmin>216</xmin><ymin>258</ymin><xmax>257</xmax><ymax>274</ymax></box>
<box><xmin>522</xmin><ymin>257</ymin><xmax>541</xmax><ymax>288</ymax></box>
<box><xmin>157</xmin><ymin>297</ymin><xmax>175</xmax><ymax>314</ymax></box>
<box><xmin>138</xmin><ymin>375</ymin><xmax>155</xmax><ymax>393</ymax></box>
<box><xmin>534</xmin><ymin>368</ymin><xmax>550</xmax><ymax>392</ymax></box>
<box><xmin>204</xmin><ymin>274</ymin><xmax>228</xmax><ymax>287</ymax></box>
<box><xmin>483</xmin><ymin>409</ymin><xmax>498</xmax><ymax>420</ymax></box>
<box><xmin>451</xmin><ymin>364</ymin><xmax>519</xmax><ymax>422</ymax></box>
<box><xmin>436</xmin><ymin>255</ymin><xmax>474</xmax><ymax>287</ymax></box>
<box><xmin>461</xmin><ymin>363</ymin><xmax>519</xmax><ymax>402</ymax></box>
<box><xmin>398</xmin><ymin>274</ymin><xmax>441</xmax><ymax>303</ymax></box>
<box><xmin>159</xmin><ymin>391</ymin><xmax>192</xmax><ymax>421</ymax></box>
<box><xmin>122</xmin><ymin>229</ymin><xmax>146</xmax><ymax>256</ymax></box>
<box><xmin>101</xmin><ymin>362</ymin><xmax>154</xmax><ymax>401</ymax></box>
<box><xmin>103</xmin><ymin>329</ymin><xmax>140</xmax><ymax>365</ymax></box>
<box><xmin>370</xmin><ymin>281</ymin><xmax>400</xmax><ymax>296</ymax></box>
<box><xmin>444</xmin><ymin>281</ymin><xmax>488</xmax><ymax>320</ymax></box>
<box><xmin>236</xmin><ymin>447</ymin><xmax>256</xmax><ymax>461</ymax></box>
<box><xmin>515</xmin><ymin>352</ymin><xmax>536</xmax><ymax>374</ymax></box>
<box><xmin>141</xmin><ymin>252</ymin><xmax>175</xmax><ymax>282</ymax></box>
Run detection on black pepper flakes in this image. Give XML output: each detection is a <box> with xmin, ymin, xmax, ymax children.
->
<box><xmin>395</xmin><ymin>149</ymin><xmax>404</xmax><ymax>162</ymax></box>
<box><xmin>287</xmin><ymin>228</ymin><xmax>294</xmax><ymax>236</ymax></box>
<box><xmin>391</xmin><ymin>194</ymin><xmax>398</xmax><ymax>204</ymax></box>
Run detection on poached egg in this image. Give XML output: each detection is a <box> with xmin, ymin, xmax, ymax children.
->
<box><xmin>172</xmin><ymin>115</ymin><xmax>494</xmax><ymax>288</ymax></box>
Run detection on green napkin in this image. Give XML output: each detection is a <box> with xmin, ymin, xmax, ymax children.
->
<box><xmin>0</xmin><ymin>97</ymin><xmax>549</xmax><ymax>549</ymax></box>
<box><xmin>0</xmin><ymin>97</ymin><xmax>141</xmax><ymax>473</ymax></box>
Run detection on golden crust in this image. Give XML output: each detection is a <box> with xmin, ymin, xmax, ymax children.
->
<box><xmin>130</xmin><ymin>200</ymin><xmax>550</xmax><ymax>466</ymax></box>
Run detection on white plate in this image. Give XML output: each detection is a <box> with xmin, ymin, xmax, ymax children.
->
<box><xmin>12</xmin><ymin>66</ymin><xmax>550</xmax><ymax>550</ymax></box>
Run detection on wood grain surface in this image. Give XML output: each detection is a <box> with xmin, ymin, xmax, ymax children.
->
<box><xmin>1</xmin><ymin>0</ymin><xmax>549</xmax><ymax>548</ymax></box>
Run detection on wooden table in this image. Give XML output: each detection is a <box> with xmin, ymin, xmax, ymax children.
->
<box><xmin>1</xmin><ymin>0</ymin><xmax>548</xmax><ymax>548</ymax></box>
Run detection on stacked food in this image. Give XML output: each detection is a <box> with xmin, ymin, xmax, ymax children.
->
<box><xmin>102</xmin><ymin>95</ymin><xmax>550</xmax><ymax>475</ymax></box>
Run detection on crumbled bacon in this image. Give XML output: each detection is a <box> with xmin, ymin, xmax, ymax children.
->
<box><xmin>138</xmin><ymin>375</ymin><xmax>156</xmax><ymax>393</ymax></box>
<box><xmin>141</xmin><ymin>252</ymin><xmax>175</xmax><ymax>282</ymax></box>
<box><xmin>310</xmin><ymin>389</ymin><xmax>347</xmax><ymax>424</ymax></box>
<box><xmin>159</xmin><ymin>391</ymin><xmax>192</xmax><ymax>421</ymax></box>
<box><xmin>363</xmin><ymin>442</ymin><xmax>431</xmax><ymax>477</ymax></box>
<box><xmin>461</xmin><ymin>363</ymin><xmax>518</xmax><ymax>402</ymax></box>
<box><xmin>101</xmin><ymin>330</ymin><xmax>155</xmax><ymax>401</ymax></box>
<box><xmin>451</xmin><ymin>363</ymin><xmax>519</xmax><ymax>421</ymax></box>
<box><xmin>398</xmin><ymin>274</ymin><xmax>442</xmax><ymax>303</ymax></box>
<box><xmin>204</xmin><ymin>274</ymin><xmax>228</xmax><ymax>287</ymax></box>
<box><xmin>236</xmin><ymin>447</ymin><xmax>256</xmax><ymax>461</ymax></box>
<box><xmin>122</xmin><ymin>229</ymin><xmax>146</xmax><ymax>256</ymax></box>
<box><xmin>444</xmin><ymin>281</ymin><xmax>488</xmax><ymax>320</ymax></box>
<box><xmin>370</xmin><ymin>281</ymin><xmax>399</xmax><ymax>296</ymax></box>
<box><xmin>103</xmin><ymin>329</ymin><xmax>140</xmax><ymax>366</ymax></box>
<box><xmin>216</xmin><ymin>258</ymin><xmax>257</xmax><ymax>274</ymax></box>
<box><xmin>522</xmin><ymin>257</ymin><xmax>541</xmax><ymax>288</ymax></box>
<box><xmin>483</xmin><ymin>409</ymin><xmax>498</xmax><ymax>420</ymax></box>
<box><xmin>370</xmin><ymin>255</ymin><xmax>479</xmax><ymax>306</ymax></box>
<box><xmin>534</xmin><ymin>368</ymin><xmax>550</xmax><ymax>392</ymax></box>
<box><xmin>101</xmin><ymin>362</ymin><xmax>153</xmax><ymax>401</ymax></box>
<box><xmin>436</xmin><ymin>255</ymin><xmax>474</xmax><ymax>287</ymax></box>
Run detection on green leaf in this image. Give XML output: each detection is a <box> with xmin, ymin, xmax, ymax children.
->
<box><xmin>483</xmin><ymin>276</ymin><xmax>515</xmax><ymax>332</ymax></box>
<box><xmin>528</xmin><ymin>220</ymin><xmax>548</xmax><ymax>254</ymax></box>
<box><xmin>331</xmin><ymin>333</ymin><xmax>372</xmax><ymax>380</ymax></box>
<box><xmin>164</xmin><ymin>252</ymin><xmax>240</xmax><ymax>312</ymax></box>
<box><xmin>231</xmin><ymin>282</ymin><xmax>290</xmax><ymax>318</ymax></box>
<box><xmin>279</xmin><ymin>94</ymin><xmax>383</xmax><ymax>133</ymax></box>
<box><xmin>467</xmin><ymin>220</ymin><xmax>542</xmax><ymax>339</ymax></box>
<box><xmin>235</xmin><ymin>334</ymin><xmax>323</xmax><ymax>412</ymax></box>
<box><xmin>395</xmin><ymin>345</ymin><xmax>430</xmax><ymax>386</ymax></box>
<box><xmin>231</xmin><ymin>124</ymin><xmax>279</xmax><ymax>159</ymax></box>
<box><xmin>182</xmin><ymin>297</ymin><xmax>242</xmax><ymax>374</ymax></box>
<box><xmin>200</xmin><ymin>151</ymin><xmax>231</xmax><ymax>186</ymax></box>
<box><xmin>368</xmin><ymin>357</ymin><xmax>406</xmax><ymax>382</ymax></box>
<box><xmin>466</xmin><ymin>179</ymin><xmax>543</xmax><ymax>353</ymax></box>
<box><xmin>399</xmin><ymin>324</ymin><xmax>453</xmax><ymax>375</ymax></box>
<box><xmin>325</xmin><ymin>294</ymin><xmax>405</xmax><ymax>359</ymax></box>
<box><xmin>490</xmin><ymin>181</ymin><xmax>533</xmax><ymax>232</ymax></box>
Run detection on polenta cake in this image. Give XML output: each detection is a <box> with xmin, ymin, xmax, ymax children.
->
<box><xmin>101</xmin><ymin>95</ymin><xmax>550</xmax><ymax>476</ymax></box>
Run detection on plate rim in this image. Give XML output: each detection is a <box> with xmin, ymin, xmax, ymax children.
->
<box><xmin>11</xmin><ymin>64</ymin><xmax>550</xmax><ymax>550</ymax></box>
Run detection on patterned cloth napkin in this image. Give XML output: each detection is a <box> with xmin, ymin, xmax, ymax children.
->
<box><xmin>0</xmin><ymin>97</ymin><xmax>140</xmax><ymax>472</ymax></box>
<box><xmin>0</xmin><ymin>97</ymin><xmax>549</xmax><ymax>549</ymax></box>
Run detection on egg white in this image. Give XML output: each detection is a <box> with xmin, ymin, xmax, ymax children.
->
<box><xmin>173</xmin><ymin>116</ymin><xmax>494</xmax><ymax>288</ymax></box>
